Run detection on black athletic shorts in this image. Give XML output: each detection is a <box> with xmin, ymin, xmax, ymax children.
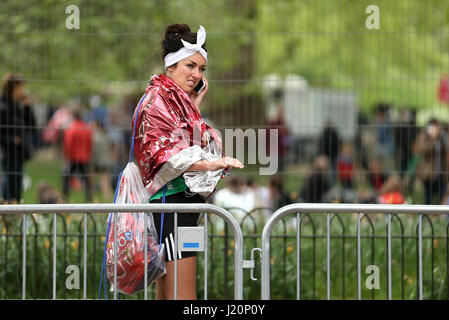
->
<box><xmin>150</xmin><ymin>190</ymin><xmax>205</xmax><ymax>262</ymax></box>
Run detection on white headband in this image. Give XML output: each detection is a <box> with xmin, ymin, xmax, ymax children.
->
<box><xmin>164</xmin><ymin>25</ymin><xmax>208</xmax><ymax>69</ymax></box>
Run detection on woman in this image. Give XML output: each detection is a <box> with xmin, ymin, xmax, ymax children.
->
<box><xmin>415</xmin><ymin>119</ymin><xmax>449</xmax><ymax>204</ymax></box>
<box><xmin>0</xmin><ymin>72</ymin><xmax>36</xmax><ymax>203</ymax></box>
<box><xmin>132</xmin><ymin>23</ymin><xmax>243</xmax><ymax>300</ymax></box>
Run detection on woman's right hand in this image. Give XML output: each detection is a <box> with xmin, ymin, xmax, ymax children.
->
<box><xmin>209</xmin><ymin>156</ymin><xmax>244</xmax><ymax>171</ymax></box>
<box><xmin>187</xmin><ymin>157</ymin><xmax>244</xmax><ymax>172</ymax></box>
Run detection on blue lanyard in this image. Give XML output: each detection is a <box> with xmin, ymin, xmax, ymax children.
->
<box><xmin>98</xmin><ymin>93</ymin><xmax>147</xmax><ymax>300</ymax></box>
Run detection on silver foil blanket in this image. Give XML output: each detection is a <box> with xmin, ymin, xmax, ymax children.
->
<box><xmin>148</xmin><ymin>141</ymin><xmax>225</xmax><ymax>198</ymax></box>
<box><xmin>183</xmin><ymin>140</ymin><xmax>225</xmax><ymax>198</ymax></box>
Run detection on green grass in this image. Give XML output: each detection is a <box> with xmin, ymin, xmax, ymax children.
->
<box><xmin>22</xmin><ymin>150</ymin><xmax>114</xmax><ymax>204</ymax></box>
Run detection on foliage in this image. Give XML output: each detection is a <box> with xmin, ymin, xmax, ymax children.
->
<box><xmin>1</xmin><ymin>1</ymin><xmax>447</xmax><ymax>117</ymax></box>
<box><xmin>0</xmin><ymin>0</ymin><xmax>257</xmax><ymax>116</ymax></box>
<box><xmin>255</xmin><ymin>0</ymin><xmax>449</xmax><ymax>110</ymax></box>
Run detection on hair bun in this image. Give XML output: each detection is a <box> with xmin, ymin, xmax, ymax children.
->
<box><xmin>161</xmin><ymin>23</ymin><xmax>206</xmax><ymax>60</ymax></box>
<box><xmin>164</xmin><ymin>24</ymin><xmax>191</xmax><ymax>40</ymax></box>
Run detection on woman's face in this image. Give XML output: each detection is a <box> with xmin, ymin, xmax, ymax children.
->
<box><xmin>166</xmin><ymin>52</ymin><xmax>206</xmax><ymax>94</ymax></box>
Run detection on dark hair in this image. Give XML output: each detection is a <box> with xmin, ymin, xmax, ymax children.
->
<box><xmin>72</xmin><ymin>109</ymin><xmax>83</xmax><ymax>120</ymax></box>
<box><xmin>273</xmin><ymin>89</ymin><xmax>283</xmax><ymax>101</ymax></box>
<box><xmin>376</xmin><ymin>102</ymin><xmax>390</xmax><ymax>114</ymax></box>
<box><xmin>1</xmin><ymin>72</ymin><xmax>24</xmax><ymax>100</ymax></box>
<box><xmin>161</xmin><ymin>23</ymin><xmax>207</xmax><ymax>61</ymax></box>
<box><xmin>428</xmin><ymin>117</ymin><xmax>439</xmax><ymax>125</ymax></box>
<box><xmin>229</xmin><ymin>177</ymin><xmax>240</xmax><ymax>188</ymax></box>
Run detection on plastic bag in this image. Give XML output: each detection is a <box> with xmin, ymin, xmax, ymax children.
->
<box><xmin>183</xmin><ymin>140</ymin><xmax>229</xmax><ymax>198</ymax></box>
<box><xmin>104</xmin><ymin>162</ymin><xmax>166</xmax><ymax>295</ymax></box>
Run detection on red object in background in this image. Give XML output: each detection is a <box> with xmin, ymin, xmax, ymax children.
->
<box><xmin>378</xmin><ymin>192</ymin><xmax>406</xmax><ymax>204</ymax></box>
<box><xmin>439</xmin><ymin>75</ymin><xmax>449</xmax><ymax>105</ymax></box>
<box><xmin>266</xmin><ymin>118</ymin><xmax>291</xmax><ymax>157</ymax></box>
<box><xmin>42</xmin><ymin>107</ymin><xmax>73</xmax><ymax>143</ymax></box>
<box><xmin>371</xmin><ymin>173</ymin><xmax>384</xmax><ymax>191</ymax></box>
<box><xmin>63</xmin><ymin>119</ymin><xmax>92</xmax><ymax>163</ymax></box>
<box><xmin>337</xmin><ymin>157</ymin><xmax>354</xmax><ymax>181</ymax></box>
<box><xmin>70</xmin><ymin>177</ymin><xmax>82</xmax><ymax>191</ymax></box>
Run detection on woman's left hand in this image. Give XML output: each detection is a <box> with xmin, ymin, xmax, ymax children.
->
<box><xmin>189</xmin><ymin>75</ymin><xmax>208</xmax><ymax>109</ymax></box>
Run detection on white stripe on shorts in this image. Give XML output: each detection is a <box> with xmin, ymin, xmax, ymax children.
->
<box><xmin>165</xmin><ymin>237</ymin><xmax>172</xmax><ymax>261</ymax></box>
<box><xmin>163</xmin><ymin>232</ymin><xmax>185</xmax><ymax>262</ymax></box>
<box><xmin>169</xmin><ymin>232</ymin><xmax>182</xmax><ymax>260</ymax></box>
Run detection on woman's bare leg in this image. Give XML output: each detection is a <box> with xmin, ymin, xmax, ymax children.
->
<box><xmin>156</xmin><ymin>256</ymin><xmax>197</xmax><ymax>300</ymax></box>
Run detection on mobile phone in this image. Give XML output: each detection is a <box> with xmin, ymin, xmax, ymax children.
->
<box><xmin>194</xmin><ymin>78</ymin><xmax>205</xmax><ymax>94</ymax></box>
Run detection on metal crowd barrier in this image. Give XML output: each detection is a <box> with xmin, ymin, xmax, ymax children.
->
<box><xmin>3</xmin><ymin>203</ymin><xmax>449</xmax><ymax>300</ymax></box>
<box><xmin>0</xmin><ymin>203</ymin><xmax>244</xmax><ymax>300</ymax></box>
<box><xmin>260</xmin><ymin>203</ymin><xmax>449</xmax><ymax>300</ymax></box>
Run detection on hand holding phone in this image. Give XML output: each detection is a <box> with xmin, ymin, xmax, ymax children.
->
<box><xmin>194</xmin><ymin>78</ymin><xmax>206</xmax><ymax>94</ymax></box>
<box><xmin>190</xmin><ymin>76</ymin><xmax>208</xmax><ymax>109</ymax></box>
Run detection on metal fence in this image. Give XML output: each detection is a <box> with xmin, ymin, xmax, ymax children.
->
<box><xmin>2</xmin><ymin>203</ymin><xmax>449</xmax><ymax>300</ymax></box>
<box><xmin>0</xmin><ymin>203</ymin><xmax>244</xmax><ymax>300</ymax></box>
<box><xmin>261</xmin><ymin>203</ymin><xmax>449</xmax><ymax>300</ymax></box>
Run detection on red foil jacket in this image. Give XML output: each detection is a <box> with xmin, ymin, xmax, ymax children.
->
<box><xmin>132</xmin><ymin>73</ymin><xmax>224</xmax><ymax>196</ymax></box>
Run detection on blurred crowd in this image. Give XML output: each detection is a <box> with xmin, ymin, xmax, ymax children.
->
<box><xmin>0</xmin><ymin>72</ymin><xmax>137</xmax><ymax>204</ymax></box>
<box><xmin>310</xmin><ymin>103</ymin><xmax>449</xmax><ymax>207</ymax></box>
<box><xmin>211</xmin><ymin>101</ymin><xmax>449</xmax><ymax>222</ymax></box>
<box><xmin>1</xmin><ymin>72</ymin><xmax>449</xmax><ymax>214</ymax></box>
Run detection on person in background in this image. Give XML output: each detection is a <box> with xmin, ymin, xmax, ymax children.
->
<box><xmin>337</xmin><ymin>142</ymin><xmax>355</xmax><ymax>190</ymax></box>
<box><xmin>415</xmin><ymin>118</ymin><xmax>449</xmax><ymax>204</ymax></box>
<box><xmin>0</xmin><ymin>72</ymin><xmax>37</xmax><ymax>203</ymax></box>
<box><xmin>317</xmin><ymin>121</ymin><xmax>340</xmax><ymax>187</ymax></box>
<box><xmin>106</xmin><ymin>103</ymin><xmax>127</xmax><ymax>192</ymax></box>
<box><xmin>299</xmin><ymin>155</ymin><xmax>330</xmax><ymax>203</ymax></box>
<box><xmin>265</xmin><ymin>89</ymin><xmax>291</xmax><ymax>192</ymax></box>
<box><xmin>269</xmin><ymin>174</ymin><xmax>291</xmax><ymax>210</ymax></box>
<box><xmin>355</xmin><ymin>110</ymin><xmax>370</xmax><ymax>171</ymax></box>
<box><xmin>213</xmin><ymin>176</ymin><xmax>255</xmax><ymax>220</ymax></box>
<box><xmin>367</xmin><ymin>158</ymin><xmax>388</xmax><ymax>192</ymax></box>
<box><xmin>394</xmin><ymin>108</ymin><xmax>418</xmax><ymax>178</ymax></box>
<box><xmin>85</xmin><ymin>94</ymin><xmax>108</xmax><ymax>127</ymax></box>
<box><xmin>375</xmin><ymin>103</ymin><xmax>395</xmax><ymax>172</ymax></box>
<box><xmin>91</xmin><ymin>118</ymin><xmax>113</xmax><ymax>201</ymax></box>
<box><xmin>37</xmin><ymin>181</ymin><xmax>64</xmax><ymax>204</ymax></box>
<box><xmin>62</xmin><ymin>109</ymin><xmax>93</xmax><ymax>202</ymax></box>
<box><xmin>377</xmin><ymin>174</ymin><xmax>406</xmax><ymax>204</ymax></box>
<box><xmin>247</xmin><ymin>177</ymin><xmax>270</xmax><ymax>208</ymax></box>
